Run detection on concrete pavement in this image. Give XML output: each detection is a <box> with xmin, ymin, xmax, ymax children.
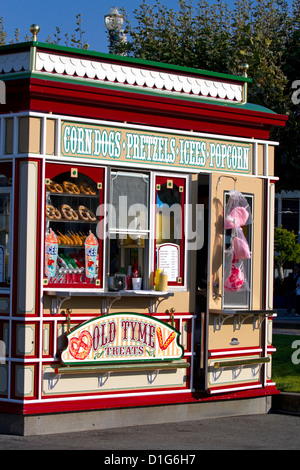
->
<box><xmin>0</xmin><ymin>412</ymin><xmax>298</xmax><ymax>450</ymax></box>
<box><xmin>273</xmin><ymin>308</ymin><xmax>300</xmax><ymax>332</ymax></box>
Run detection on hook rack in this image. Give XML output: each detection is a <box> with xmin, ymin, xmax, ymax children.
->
<box><xmin>49</xmin><ymin>360</ymin><xmax>190</xmax><ymax>390</ymax></box>
<box><xmin>212</xmin><ymin>357</ymin><xmax>270</xmax><ymax>382</ymax></box>
<box><xmin>213</xmin><ymin>309</ymin><xmax>276</xmax><ymax>332</ymax></box>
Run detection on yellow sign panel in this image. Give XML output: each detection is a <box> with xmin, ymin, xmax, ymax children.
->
<box><xmin>61</xmin><ymin>121</ymin><xmax>252</xmax><ymax>174</ymax></box>
<box><xmin>60</xmin><ymin>312</ymin><xmax>184</xmax><ymax>365</ymax></box>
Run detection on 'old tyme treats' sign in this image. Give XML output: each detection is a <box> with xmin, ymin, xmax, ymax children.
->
<box><xmin>60</xmin><ymin>313</ymin><xmax>184</xmax><ymax>365</ymax></box>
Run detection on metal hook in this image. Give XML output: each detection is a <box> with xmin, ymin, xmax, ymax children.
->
<box><xmin>217</xmin><ymin>175</ymin><xmax>237</xmax><ymax>190</ymax></box>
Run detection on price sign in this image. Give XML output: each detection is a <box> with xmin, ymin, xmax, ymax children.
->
<box><xmin>157</xmin><ymin>243</ymin><xmax>180</xmax><ymax>282</ymax></box>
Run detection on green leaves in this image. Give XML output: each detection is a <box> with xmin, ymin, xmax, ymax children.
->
<box><xmin>274</xmin><ymin>226</ymin><xmax>300</xmax><ymax>281</ymax></box>
<box><xmin>113</xmin><ymin>0</ymin><xmax>299</xmax><ymax>190</ymax></box>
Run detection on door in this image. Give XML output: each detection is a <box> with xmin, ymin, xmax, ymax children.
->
<box><xmin>205</xmin><ymin>173</ymin><xmax>265</xmax><ymax>393</ymax></box>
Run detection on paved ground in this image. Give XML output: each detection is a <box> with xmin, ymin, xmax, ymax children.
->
<box><xmin>273</xmin><ymin>309</ymin><xmax>300</xmax><ymax>336</ymax></box>
<box><xmin>0</xmin><ymin>412</ymin><xmax>299</xmax><ymax>450</ymax></box>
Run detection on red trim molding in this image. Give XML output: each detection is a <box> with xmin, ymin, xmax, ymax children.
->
<box><xmin>2</xmin><ymin>77</ymin><xmax>288</xmax><ymax>140</ymax></box>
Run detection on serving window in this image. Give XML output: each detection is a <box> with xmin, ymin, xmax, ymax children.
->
<box><xmin>108</xmin><ymin>171</ymin><xmax>150</xmax><ymax>289</ymax></box>
<box><xmin>223</xmin><ymin>190</ymin><xmax>253</xmax><ymax>308</ymax></box>
<box><xmin>44</xmin><ymin>164</ymin><xmax>104</xmax><ymax>288</ymax></box>
<box><xmin>108</xmin><ymin>171</ymin><xmax>187</xmax><ymax>291</ymax></box>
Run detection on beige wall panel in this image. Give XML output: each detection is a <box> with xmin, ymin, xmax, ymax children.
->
<box><xmin>267</xmin><ymin>318</ymin><xmax>273</xmax><ymax>346</ymax></box>
<box><xmin>17</xmin><ymin>161</ymin><xmax>38</xmax><ymax>314</ymax></box>
<box><xmin>0</xmin><ymin>365</ymin><xmax>8</xmax><ymax>395</ymax></box>
<box><xmin>57</xmin><ymin>323</ymin><xmax>69</xmax><ymax>355</ymax></box>
<box><xmin>208</xmin><ymin>317</ymin><xmax>261</xmax><ymax>351</ymax></box>
<box><xmin>5</xmin><ymin>118</ymin><xmax>13</xmax><ymax>154</ymax></box>
<box><xmin>110</xmin><ymin>292</ymin><xmax>191</xmax><ymax>314</ymax></box>
<box><xmin>43</xmin><ymin>296</ymin><xmax>103</xmax><ymax>315</ymax></box>
<box><xmin>208</xmin><ymin>355</ymin><xmax>262</xmax><ymax>388</ymax></box>
<box><xmin>15</xmin><ymin>365</ymin><xmax>35</xmax><ymax>397</ymax></box>
<box><xmin>18</xmin><ymin>117</ymin><xmax>29</xmax><ymax>153</ymax></box>
<box><xmin>42</xmin><ymin>323</ymin><xmax>51</xmax><ymax>356</ymax></box>
<box><xmin>2</xmin><ymin>322</ymin><xmax>9</xmax><ymax>357</ymax></box>
<box><xmin>46</xmin><ymin>119</ymin><xmax>55</xmax><ymax>155</ymax></box>
<box><xmin>268</xmin><ymin>146</ymin><xmax>275</xmax><ymax>177</ymax></box>
<box><xmin>16</xmin><ymin>324</ymin><xmax>36</xmax><ymax>356</ymax></box>
<box><xmin>0</xmin><ymin>296</ymin><xmax>9</xmax><ymax>314</ymax></box>
<box><xmin>42</xmin><ymin>365</ymin><xmax>187</xmax><ymax>396</ymax></box>
<box><xmin>19</xmin><ymin>117</ymin><xmax>41</xmax><ymax>154</ymax></box>
<box><xmin>266</xmin><ymin>355</ymin><xmax>272</xmax><ymax>381</ymax></box>
<box><xmin>257</xmin><ymin>144</ymin><xmax>264</xmax><ymax>176</ymax></box>
<box><xmin>43</xmin><ymin>292</ymin><xmax>191</xmax><ymax>316</ymax></box>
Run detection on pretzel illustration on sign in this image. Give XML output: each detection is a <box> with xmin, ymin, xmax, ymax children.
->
<box><xmin>156</xmin><ymin>327</ymin><xmax>176</xmax><ymax>351</ymax></box>
<box><xmin>69</xmin><ymin>330</ymin><xmax>92</xmax><ymax>360</ymax></box>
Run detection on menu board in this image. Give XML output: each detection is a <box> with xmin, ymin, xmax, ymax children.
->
<box><xmin>157</xmin><ymin>243</ymin><xmax>180</xmax><ymax>282</ymax></box>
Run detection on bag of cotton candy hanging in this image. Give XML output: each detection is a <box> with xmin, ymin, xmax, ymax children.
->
<box><xmin>224</xmin><ymin>254</ymin><xmax>250</xmax><ymax>292</ymax></box>
<box><xmin>224</xmin><ymin>189</ymin><xmax>252</xmax><ymax>230</ymax></box>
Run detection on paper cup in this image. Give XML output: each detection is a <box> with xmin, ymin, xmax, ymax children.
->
<box><xmin>132</xmin><ymin>277</ymin><xmax>142</xmax><ymax>290</ymax></box>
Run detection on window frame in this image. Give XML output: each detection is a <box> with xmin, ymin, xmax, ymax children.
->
<box><xmin>222</xmin><ymin>191</ymin><xmax>254</xmax><ymax>310</ymax></box>
<box><xmin>107</xmin><ymin>169</ymin><xmax>151</xmax><ymax>289</ymax></box>
<box><xmin>44</xmin><ymin>162</ymin><xmax>105</xmax><ymax>289</ymax></box>
<box><xmin>153</xmin><ymin>173</ymin><xmax>188</xmax><ymax>289</ymax></box>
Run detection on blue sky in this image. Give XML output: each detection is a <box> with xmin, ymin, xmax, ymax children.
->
<box><xmin>0</xmin><ymin>0</ymin><xmax>295</xmax><ymax>54</ymax></box>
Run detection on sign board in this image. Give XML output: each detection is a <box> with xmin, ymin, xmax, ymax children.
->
<box><xmin>61</xmin><ymin>121</ymin><xmax>252</xmax><ymax>174</ymax></box>
<box><xmin>157</xmin><ymin>243</ymin><xmax>180</xmax><ymax>282</ymax></box>
<box><xmin>60</xmin><ymin>312</ymin><xmax>184</xmax><ymax>365</ymax></box>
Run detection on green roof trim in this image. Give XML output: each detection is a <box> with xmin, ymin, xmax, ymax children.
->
<box><xmin>0</xmin><ymin>40</ymin><xmax>252</xmax><ymax>84</ymax></box>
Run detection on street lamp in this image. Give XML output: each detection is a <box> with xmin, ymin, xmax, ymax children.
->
<box><xmin>104</xmin><ymin>7</ymin><xmax>127</xmax><ymax>55</ymax></box>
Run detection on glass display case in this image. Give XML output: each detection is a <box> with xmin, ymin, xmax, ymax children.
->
<box><xmin>108</xmin><ymin>171</ymin><xmax>150</xmax><ymax>290</ymax></box>
<box><xmin>44</xmin><ymin>164</ymin><xmax>104</xmax><ymax>289</ymax></box>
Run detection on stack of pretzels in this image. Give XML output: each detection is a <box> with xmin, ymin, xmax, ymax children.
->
<box><xmin>46</xmin><ymin>179</ymin><xmax>97</xmax><ymax>222</ymax></box>
<box><xmin>46</xmin><ymin>204</ymin><xmax>96</xmax><ymax>222</ymax></box>
<box><xmin>46</xmin><ymin>180</ymin><xmax>96</xmax><ymax>195</ymax></box>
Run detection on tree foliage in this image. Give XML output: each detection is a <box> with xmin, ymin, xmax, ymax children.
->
<box><xmin>0</xmin><ymin>13</ymin><xmax>89</xmax><ymax>49</ymax></box>
<box><xmin>114</xmin><ymin>0</ymin><xmax>299</xmax><ymax>190</ymax></box>
<box><xmin>274</xmin><ymin>226</ymin><xmax>300</xmax><ymax>282</ymax></box>
<box><xmin>0</xmin><ymin>1</ymin><xmax>299</xmax><ymax>189</ymax></box>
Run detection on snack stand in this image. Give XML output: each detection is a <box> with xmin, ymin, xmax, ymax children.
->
<box><xmin>0</xmin><ymin>31</ymin><xmax>288</xmax><ymax>435</ymax></box>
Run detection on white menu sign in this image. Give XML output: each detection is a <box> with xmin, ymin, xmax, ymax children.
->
<box><xmin>157</xmin><ymin>243</ymin><xmax>180</xmax><ymax>282</ymax></box>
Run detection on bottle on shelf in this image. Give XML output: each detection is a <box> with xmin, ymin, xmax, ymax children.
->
<box><xmin>155</xmin><ymin>267</ymin><xmax>162</xmax><ymax>291</ymax></box>
<box><xmin>132</xmin><ymin>261</ymin><xmax>139</xmax><ymax>279</ymax></box>
<box><xmin>85</xmin><ymin>230</ymin><xmax>98</xmax><ymax>280</ymax></box>
<box><xmin>45</xmin><ymin>229</ymin><xmax>58</xmax><ymax>280</ymax></box>
<box><xmin>126</xmin><ymin>265</ymin><xmax>132</xmax><ymax>290</ymax></box>
<box><xmin>159</xmin><ymin>269</ymin><xmax>168</xmax><ymax>292</ymax></box>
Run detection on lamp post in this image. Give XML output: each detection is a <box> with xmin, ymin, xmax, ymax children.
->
<box><xmin>104</xmin><ymin>7</ymin><xmax>127</xmax><ymax>55</ymax></box>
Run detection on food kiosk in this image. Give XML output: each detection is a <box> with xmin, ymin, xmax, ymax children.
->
<box><xmin>0</xmin><ymin>28</ymin><xmax>288</xmax><ymax>435</ymax></box>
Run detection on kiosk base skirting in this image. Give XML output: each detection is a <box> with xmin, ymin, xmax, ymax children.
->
<box><xmin>0</xmin><ymin>396</ymin><xmax>272</xmax><ymax>436</ymax></box>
